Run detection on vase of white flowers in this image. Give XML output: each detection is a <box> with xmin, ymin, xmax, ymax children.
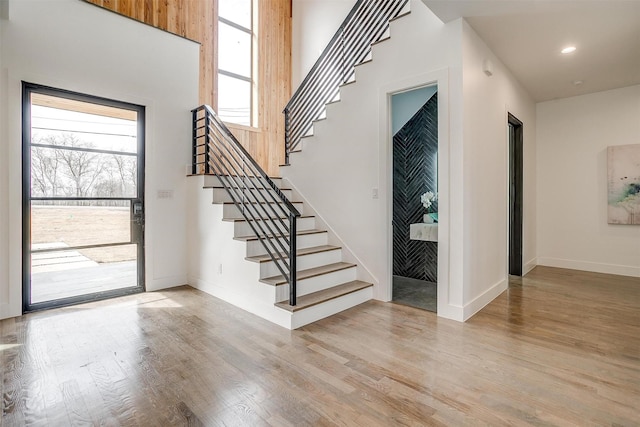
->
<box><xmin>420</xmin><ymin>191</ymin><xmax>438</xmax><ymax>223</ymax></box>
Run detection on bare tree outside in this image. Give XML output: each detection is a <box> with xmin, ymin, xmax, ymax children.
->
<box><xmin>31</xmin><ymin>132</ymin><xmax>136</xmax><ymax>205</ymax></box>
<box><xmin>56</xmin><ymin>134</ymin><xmax>106</xmax><ymax>198</ymax></box>
<box><xmin>112</xmin><ymin>154</ymin><xmax>137</xmax><ymax>197</ymax></box>
<box><xmin>31</xmin><ymin>135</ymin><xmax>62</xmax><ymax>197</ymax></box>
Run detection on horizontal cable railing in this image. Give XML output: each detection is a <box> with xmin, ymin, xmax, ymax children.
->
<box><xmin>192</xmin><ymin>105</ymin><xmax>301</xmax><ymax>306</ymax></box>
<box><xmin>283</xmin><ymin>0</ymin><xmax>409</xmax><ymax>164</ymax></box>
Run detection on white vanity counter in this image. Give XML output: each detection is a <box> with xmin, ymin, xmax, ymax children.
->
<box><xmin>409</xmin><ymin>223</ymin><xmax>438</xmax><ymax>242</ymax></box>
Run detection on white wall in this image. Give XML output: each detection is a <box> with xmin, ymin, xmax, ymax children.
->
<box><xmin>461</xmin><ymin>21</ymin><xmax>537</xmax><ymax>316</ymax></box>
<box><xmin>0</xmin><ymin>0</ymin><xmax>199</xmax><ymax>319</ymax></box>
<box><xmin>537</xmin><ymin>85</ymin><xmax>640</xmax><ymax>277</ymax></box>
<box><xmin>292</xmin><ymin>0</ymin><xmax>356</xmax><ymax>87</ymax></box>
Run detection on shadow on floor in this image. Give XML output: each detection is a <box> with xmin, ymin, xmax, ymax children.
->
<box><xmin>392</xmin><ymin>275</ymin><xmax>437</xmax><ymax>312</ymax></box>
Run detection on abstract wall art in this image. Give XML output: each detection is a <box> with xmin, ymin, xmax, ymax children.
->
<box><xmin>607</xmin><ymin>144</ymin><xmax>640</xmax><ymax>225</ymax></box>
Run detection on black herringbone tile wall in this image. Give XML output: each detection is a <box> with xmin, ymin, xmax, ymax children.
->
<box><xmin>393</xmin><ymin>93</ymin><xmax>438</xmax><ymax>282</ymax></box>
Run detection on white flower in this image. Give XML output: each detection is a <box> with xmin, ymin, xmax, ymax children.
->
<box><xmin>421</xmin><ymin>191</ymin><xmax>437</xmax><ymax>210</ymax></box>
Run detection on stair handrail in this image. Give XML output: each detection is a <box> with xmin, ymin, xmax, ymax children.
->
<box><xmin>283</xmin><ymin>0</ymin><xmax>409</xmax><ymax>164</ymax></box>
<box><xmin>192</xmin><ymin>105</ymin><xmax>301</xmax><ymax>306</ymax></box>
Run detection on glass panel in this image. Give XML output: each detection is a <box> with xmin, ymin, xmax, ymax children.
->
<box><xmin>30</xmin><ymin>146</ymin><xmax>137</xmax><ymax>198</ymax></box>
<box><xmin>218</xmin><ymin>21</ymin><xmax>252</xmax><ymax>78</ymax></box>
<box><xmin>219</xmin><ymin>0</ymin><xmax>251</xmax><ymax>29</ymax></box>
<box><xmin>31</xmin><ymin>201</ymin><xmax>132</xmax><ymax>247</ymax></box>
<box><xmin>218</xmin><ymin>73</ymin><xmax>251</xmax><ymax>126</ymax></box>
<box><xmin>31</xmin><ymin>104</ymin><xmax>138</xmax><ymax>154</ymax></box>
<box><xmin>31</xmin><ymin>244</ymin><xmax>137</xmax><ymax>303</ymax></box>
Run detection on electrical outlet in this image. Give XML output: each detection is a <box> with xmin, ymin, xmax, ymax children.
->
<box><xmin>372</xmin><ymin>188</ymin><xmax>379</xmax><ymax>199</ymax></box>
<box><xmin>218</xmin><ymin>264</ymin><xmax>223</xmax><ymax>275</ymax></box>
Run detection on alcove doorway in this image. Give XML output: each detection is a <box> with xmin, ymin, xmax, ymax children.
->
<box><xmin>391</xmin><ymin>85</ymin><xmax>438</xmax><ymax>312</ymax></box>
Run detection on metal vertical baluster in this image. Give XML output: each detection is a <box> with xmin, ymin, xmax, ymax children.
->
<box><xmin>192</xmin><ymin>109</ymin><xmax>198</xmax><ymax>174</ymax></box>
<box><xmin>284</xmin><ymin>107</ymin><xmax>290</xmax><ymax>166</ymax></box>
<box><xmin>204</xmin><ymin>111</ymin><xmax>211</xmax><ymax>174</ymax></box>
<box><xmin>289</xmin><ymin>211</ymin><xmax>297</xmax><ymax>306</ymax></box>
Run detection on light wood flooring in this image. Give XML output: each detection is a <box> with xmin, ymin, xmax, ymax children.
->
<box><xmin>1</xmin><ymin>266</ymin><xmax>638</xmax><ymax>426</ymax></box>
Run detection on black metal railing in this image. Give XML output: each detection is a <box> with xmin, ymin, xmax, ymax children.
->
<box><xmin>192</xmin><ymin>105</ymin><xmax>301</xmax><ymax>305</ymax></box>
<box><xmin>283</xmin><ymin>0</ymin><xmax>409</xmax><ymax>164</ymax></box>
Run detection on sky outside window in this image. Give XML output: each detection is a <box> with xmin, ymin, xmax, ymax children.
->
<box><xmin>218</xmin><ymin>0</ymin><xmax>253</xmax><ymax>127</ymax></box>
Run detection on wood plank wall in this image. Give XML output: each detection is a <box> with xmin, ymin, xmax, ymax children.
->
<box><xmin>84</xmin><ymin>0</ymin><xmax>291</xmax><ymax>176</ymax></box>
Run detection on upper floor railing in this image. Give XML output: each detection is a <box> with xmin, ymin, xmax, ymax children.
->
<box><xmin>283</xmin><ymin>0</ymin><xmax>409</xmax><ymax>164</ymax></box>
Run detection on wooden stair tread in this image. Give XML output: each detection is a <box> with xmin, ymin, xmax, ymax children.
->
<box><xmin>338</xmin><ymin>80</ymin><xmax>357</xmax><ymax>88</ymax></box>
<box><xmin>371</xmin><ymin>35</ymin><xmax>391</xmax><ymax>47</ymax></box>
<box><xmin>389</xmin><ymin>10</ymin><xmax>411</xmax><ymax>22</ymax></box>
<box><xmin>235</xmin><ymin>229</ymin><xmax>326</xmax><ymax>242</ymax></box>
<box><xmin>222</xmin><ymin>201</ymin><xmax>300</xmax><ymax>205</ymax></box>
<box><xmin>222</xmin><ymin>215</ymin><xmax>314</xmax><ymax>223</ymax></box>
<box><xmin>198</xmin><ymin>173</ymin><xmax>283</xmax><ymax>179</ymax></box>
<box><xmin>275</xmin><ymin>280</ymin><xmax>372</xmax><ymax>312</ymax></box>
<box><xmin>246</xmin><ymin>245</ymin><xmax>340</xmax><ymax>263</ymax></box>
<box><xmin>354</xmin><ymin>58</ymin><xmax>373</xmax><ymax>68</ymax></box>
<box><xmin>206</xmin><ymin>186</ymin><xmax>292</xmax><ymax>191</ymax></box>
<box><xmin>260</xmin><ymin>262</ymin><xmax>356</xmax><ymax>286</ymax></box>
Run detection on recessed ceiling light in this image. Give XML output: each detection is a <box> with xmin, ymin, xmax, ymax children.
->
<box><xmin>573</xmin><ymin>80</ymin><xmax>583</xmax><ymax>86</ymax></box>
<box><xmin>561</xmin><ymin>46</ymin><xmax>577</xmax><ymax>54</ymax></box>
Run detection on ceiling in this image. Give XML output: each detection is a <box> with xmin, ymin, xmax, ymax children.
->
<box><xmin>422</xmin><ymin>0</ymin><xmax>640</xmax><ymax>102</ymax></box>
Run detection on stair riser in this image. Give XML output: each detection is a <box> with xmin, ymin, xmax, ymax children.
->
<box><xmin>223</xmin><ymin>202</ymin><xmax>304</xmax><ymax>220</ymax></box>
<box><xmin>204</xmin><ymin>175</ymin><xmax>284</xmax><ymax>189</ymax></box>
<box><xmin>212</xmin><ymin>188</ymin><xmax>294</xmax><ymax>204</ymax></box>
<box><xmin>259</xmin><ymin>249</ymin><xmax>343</xmax><ymax>278</ymax></box>
<box><xmin>234</xmin><ymin>216</ymin><xmax>316</xmax><ymax>237</ymax></box>
<box><xmin>245</xmin><ymin>232</ymin><xmax>328</xmax><ymax>257</ymax></box>
<box><xmin>275</xmin><ymin>266</ymin><xmax>358</xmax><ymax>300</ymax></box>
<box><xmin>290</xmin><ymin>287</ymin><xmax>373</xmax><ymax>329</ymax></box>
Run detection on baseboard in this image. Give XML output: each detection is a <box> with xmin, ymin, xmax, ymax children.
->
<box><xmin>523</xmin><ymin>258</ymin><xmax>537</xmax><ymax>275</ymax></box>
<box><xmin>0</xmin><ymin>303</ymin><xmax>19</xmax><ymax>321</ymax></box>
<box><xmin>146</xmin><ymin>275</ymin><xmax>189</xmax><ymax>292</ymax></box>
<box><xmin>189</xmin><ymin>276</ymin><xmax>292</xmax><ymax>329</ymax></box>
<box><xmin>462</xmin><ymin>278</ymin><xmax>508</xmax><ymax>321</ymax></box>
<box><xmin>437</xmin><ymin>302</ymin><xmax>464</xmax><ymax>322</ymax></box>
<box><xmin>290</xmin><ymin>287</ymin><xmax>373</xmax><ymax>329</ymax></box>
<box><xmin>537</xmin><ymin>257</ymin><xmax>640</xmax><ymax>278</ymax></box>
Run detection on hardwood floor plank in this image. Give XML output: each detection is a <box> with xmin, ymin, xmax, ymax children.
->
<box><xmin>1</xmin><ymin>267</ymin><xmax>639</xmax><ymax>425</ymax></box>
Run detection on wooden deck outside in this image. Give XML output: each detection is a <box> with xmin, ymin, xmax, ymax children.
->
<box><xmin>31</xmin><ymin>260</ymin><xmax>137</xmax><ymax>304</ymax></box>
<box><xmin>1</xmin><ymin>266</ymin><xmax>638</xmax><ymax>426</ymax></box>
<box><xmin>29</xmin><ymin>206</ymin><xmax>138</xmax><ymax>304</ymax></box>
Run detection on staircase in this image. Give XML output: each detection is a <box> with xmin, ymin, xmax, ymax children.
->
<box><xmin>198</xmin><ymin>174</ymin><xmax>373</xmax><ymax>329</ymax></box>
<box><xmin>187</xmin><ymin>0</ymin><xmax>414</xmax><ymax>329</ymax></box>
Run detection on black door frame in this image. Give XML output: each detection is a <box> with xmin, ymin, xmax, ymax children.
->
<box><xmin>508</xmin><ymin>113</ymin><xmax>523</xmax><ymax>276</ymax></box>
<box><xmin>22</xmin><ymin>82</ymin><xmax>146</xmax><ymax>312</ymax></box>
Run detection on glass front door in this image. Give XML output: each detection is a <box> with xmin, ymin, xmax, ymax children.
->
<box><xmin>22</xmin><ymin>83</ymin><xmax>145</xmax><ymax>311</ymax></box>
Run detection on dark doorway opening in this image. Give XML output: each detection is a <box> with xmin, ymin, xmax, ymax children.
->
<box><xmin>508</xmin><ymin>113</ymin><xmax>523</xmax><ymax>276</ymax></box>
<box><xmin>22</xmin><ymin>82</ymin><xmax>146</xmax><ymax>312</ymax></box>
